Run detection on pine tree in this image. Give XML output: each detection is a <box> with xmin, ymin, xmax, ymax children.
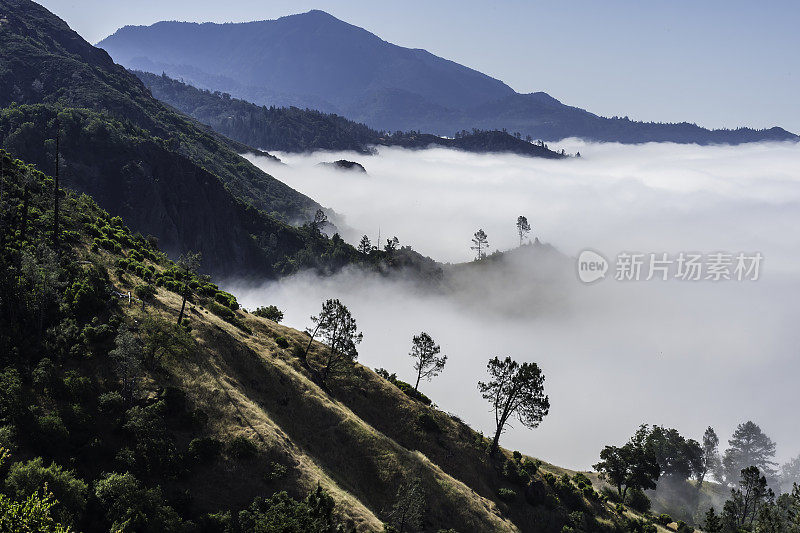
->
<box><xmin>471</xmin><ymin>229</ymin><xmax>488</xmax><ymax>260</ymax></box>
<box><xmin>409</xmin><ymin>332</ymin><xmax>446</xmax><ymax>391</ymax></box>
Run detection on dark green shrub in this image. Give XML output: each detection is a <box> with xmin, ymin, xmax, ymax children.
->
<box><xmin>393</xmin><ymin>380</ymin><xmax>432</xmax><ymax>405</ymax></box>
<box><xmin>206</xmin><ymin>301</ymin><xmax>251</xmax><ymax>333</ymax></box>
<box><xmin>676</xmin><ymin>520</ymin><xmax>694</xmax><ymax>533</ymax></box>
<box><xmin>123</xmin><ymin>404</ymin><xmax>177</xmax><ymax>474</ymax></box>
<box><xmin>265</xmin><ymin>461</ymin><xmax>288</xmax><ymax>481</ymax></box>
<box><xmin>32</xmin><ymin>358</ymin><xmax>59</xmax><ymax>393</ymax></box>
<box><xmin>497</xmin><ymin>488</ymin><xmax>516</xmax><ymax>502</ymax></box>
<box><xmin>253</xmin><ymin>305</ymin><xmax>283</xmax><ymax>322</ymax></box>
<box><xmin>524</xmin><ymin>478</ymin><xmax>547</xmax><ymax>506</ymax></box>
<box><xmin>206</xmin><ymin>301</ymin><xmax>251</xmax><ymax>332</ymax></box>
<box><xmin>62</xmin><ymin>371</ymin><xmax>93</xmax><ymax>402</ymax></box>
<box><xmin>0</xmin><ymin>425</ymin><xmax>16</xmax><ymax>451</ymax></box>
<box><xmin>187</xmin><ymin>437</ymin><xmax>223</xmax><ymax>464</ymax></box>
<box><xmin>213</xmin><ymin>291</ymin><xmax>239</xmax><ymax>310</ymax></box>
<box><xmin>572</xmin><ymin>473</ymin><xmax>592</xmax><ymax>488</ymax></box>
<box><xmin>94</xmin><ymin>472</ymin><xmax>182</xmax><ymax>531</ymax></box>
<box><xmin>37</xmin><ymin>414</ymin><xmax>69</xmax><ymax>446</ymax></box>
<box><xmin>416</xmin><ymin>411</ymin><xmax>441</xmax><ymax>433</ymax></box>
<box><xmin>504</xmin><ymin>459</ymin><xmax>530</xmax><ymax>486</ymax></box>
<box><xmin>275</xmin><ymin>336</ymin><xmax>290</xmax><ymax>349</ymax></box>
<box><xmin>626</xmin><ymin>488</ymin><xmax>651</xmax><ymax>513</ymax></box>
<box><xmin>238</xmin><ymin>486</ymin><xmax>340</xmax><ymax>532</ymax></box>
<box><xmin>521</xmin><ymin>458</ymin><xmax>539</xmax><ymax>476</ymax></box>
<box><xmin>553</xmin><ymin>475</ymin><xmax>583</xmax><ymax>508</ymax></box>
<box><xmin>602</xmin><ymin>486</ymin><xmax>622</xmax><ymax>502</ymax></box>
<box><xmin>98</xmin><ymin>391</ymin><xmax>126</xmax><ymax>420</ymax></box>
<box><xmin>657</xmin><ymin>514</ymin><xmax>673</xmax><ymax>525</ymax></box>
<box><xmin>134</xmin><ymin>284</ymin><xmax>156</xmax><ymax>301</ymax></box>
<box><xmin>374</xmin><ymin>368</ymin><xmax>432</xmax><ymax>404</ymax></box>
<box><xmin>5</xmin><ymin>457</ymin><xmax>88</xmax><ymax>525</ymax></box>
<box><xmin>228</xmin><ymin>435</ymin><xmax>258</xmax><ymax>460</ymax></box>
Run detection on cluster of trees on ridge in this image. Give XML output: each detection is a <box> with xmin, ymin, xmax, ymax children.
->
<box><xmin>593</xmin><ymin>421</ymin><xmax>800</xmax><ymax>532</ymax></box>
<box><xmin>134</xmin><ymin>71</ymin><xmax>570</xmax><ymax>159</ymax></box>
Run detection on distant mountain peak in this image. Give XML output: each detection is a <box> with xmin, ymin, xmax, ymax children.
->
<box><xmin>96</xmin><ymin>10</ymin><xmax>797</xmax><ymax>144</ymax></box>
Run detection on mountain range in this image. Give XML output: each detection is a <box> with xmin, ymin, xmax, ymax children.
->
<box><xmin>97</xmin><ymin>10</ymin><xmax>798</xmax><ymax>145</ymax></box>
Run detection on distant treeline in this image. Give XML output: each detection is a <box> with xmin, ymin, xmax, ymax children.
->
<box><xmin>135</xmin><ymin>71</ymin><xmax>566</xmax><ymax>158</ymax></box>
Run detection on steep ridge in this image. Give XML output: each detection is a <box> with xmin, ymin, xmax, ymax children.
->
<box><xmin>0</xmin><ymin>0</ymin><xmax>331</xmax><ymax>276</ymax></box>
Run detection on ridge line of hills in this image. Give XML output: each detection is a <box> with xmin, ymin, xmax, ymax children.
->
<box><xmin>132</xmin><ymin>70</ymin><xmax>569</xmax><ymax>158</ymax></box>
<box><xmin>96</xmin><ymin>10</ymin><xmax>798</xmax><ymax>146</ymax></box>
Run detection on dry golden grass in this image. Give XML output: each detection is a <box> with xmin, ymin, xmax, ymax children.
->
<box><xmin>115</xmin><ymin>282</ymin><xmax>519</xmax><ymax>531</ymax></box>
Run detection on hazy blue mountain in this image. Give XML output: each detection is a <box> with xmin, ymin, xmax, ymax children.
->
<box><xmin>98</xmin><ymin>11</ymin><xmax>798</xmax><ymax>145</ymax></box>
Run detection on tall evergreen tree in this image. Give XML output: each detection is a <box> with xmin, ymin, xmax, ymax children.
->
<box><xmin>471</xmin><ymin>229</ymin><xmax>488</xmax><ymax>260</ymax></box>
<box><xmin>699</xmin><ymin>426</ymin><xmax>720</xmax><ymax>486</ymax></box>
<box><xmin>722</xmin><ymin>421</ymin><xmax>777</xmax><ymax>485</ymax></box>
<box><xmin>516</xmin><ymin>215</ymin><xmax>531</xmax><ymax>246</ymax></box>
<box><xmin>302</xmin><ymin>299</ymin><xmax>363</xmax><ymax>386</ymax></box>
<box><xmin>357</xmin><ymin>235</ymin><xmax>372</xmax><ymax>256</ymax></box>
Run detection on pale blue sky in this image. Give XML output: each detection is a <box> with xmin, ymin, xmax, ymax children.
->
<box><xmin>40</xmin><ymin>0</ymin><xmax>799</xmax><ymax>133</ymax></box>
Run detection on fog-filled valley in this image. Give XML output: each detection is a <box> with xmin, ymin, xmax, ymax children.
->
<box><xmin>234</xmin><ymin>141</ymin><xmax>800</xmax><ymax>470</ymax></box>
<box><xmin>4</xmin><ymin>0</ymin><xmax>800</xmax><ymax>529</ymax></box>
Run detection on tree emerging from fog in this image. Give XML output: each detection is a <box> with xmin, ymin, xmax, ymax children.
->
<box><xmin>471</xmin><ymin>229</ymin><xmax>488</xmax><ymax>260</ymax></box>
<box><xmin>721</xmin><ymin>421</ymin><xmax>778</xmax><ymax>486</ymax></box>
<box><xmin>409</xmin><ymin>332</ymin><xmax>446</xmax><ymax>392</ymax></box>
<box><xmin>516</xmin><ymin>215</ymin><xmax>531</xmax><ymax>246</ymax></box>
<box><xmin>699</xmin><ymin>426</ymin><xmax>720</xmax><ymax>486</ymax></box>
<box><xmin>358</xmin><ymin>235</ymin><xmax>372</xmax><ymax>256</ymax></box>
<box><xmin>302</xmin><ymin>299</ymin><xmax>363</xmax><ymax>386</ymax></box>
<box><xmin>478</xmin><ymin>356</ymin><xmax>549</xmax><ymax>456</ymax></box>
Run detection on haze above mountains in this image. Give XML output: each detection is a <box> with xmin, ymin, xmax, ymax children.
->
<box><xmin>97</xmin><ymin>10</ymin><xmax>798</xmax><ymax>145</ymax></box>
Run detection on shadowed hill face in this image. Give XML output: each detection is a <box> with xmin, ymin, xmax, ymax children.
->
<box><xmin>0</xmin><ymin>0</ymin><xmax>345</xmax><ymax>277</ymax></box>
<box><xmin>97</xmin><ymin>10</ymin><xmax>798</xmax><ymax>144</ymax></box>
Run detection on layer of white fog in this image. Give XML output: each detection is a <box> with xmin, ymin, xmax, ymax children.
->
<box><xmin>231</xmin><ymin>141</ymin><xmax>800</xmax><ymax>471</ymax></box>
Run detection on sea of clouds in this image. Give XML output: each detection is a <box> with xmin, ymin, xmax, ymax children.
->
<box><xmin>232</xmin><ymin>141</ymin><xmax>800</xmax><ymax>471</ymax></box>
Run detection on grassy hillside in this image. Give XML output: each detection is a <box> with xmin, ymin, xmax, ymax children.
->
<box><xmin>0</xmin><ymin>150</ymin><xmax>666</xmax><ymax>531</ymax></box>
<box><xmin>133</xmin><ymin>71</ymin><xmax>567</xmax><ymax>158</ymax></box>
